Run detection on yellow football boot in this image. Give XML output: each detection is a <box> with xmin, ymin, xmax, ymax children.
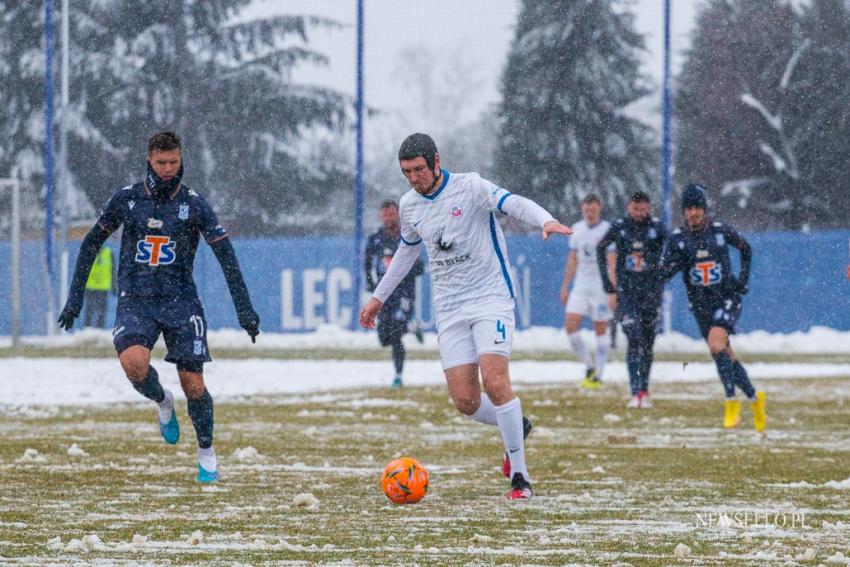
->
<box><xmin>580</xmin><ymin>368</ymin><xmax>602</xmax><ymax>390</ymax></box>
<box><xmin>723</xmin><ymin>399</ymin><xmax>741</xmax><ymax>429</ymax></box>
<box><xmin>752</xmin><ymin>391</ymin><xmax>767</xmax><ymax>433</ymax></box>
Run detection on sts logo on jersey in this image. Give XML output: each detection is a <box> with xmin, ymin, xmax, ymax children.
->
<box><xmin>690</xmin><ymin>261</ymin><xmax>722</xmax><ymax>286</ymax></box>
<box><xmin>625</xmin><ymin>252</ymin><xmax>644</xmax><ymax>272</ymax></box>
<box><xmin>136</xmin><ymin>235</ymin><xmax>176</xmax><ymax>266</ymax></box>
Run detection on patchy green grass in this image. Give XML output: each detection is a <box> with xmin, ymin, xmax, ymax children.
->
<box><xmin>3</xmin><ymin>344</ymin><xmax>849</xmax><ymax>364</ymax></box>
<box><xmin>1</xmin><ymin>376</ymin><xmax>850</xmax><ymax>565</ymax></box>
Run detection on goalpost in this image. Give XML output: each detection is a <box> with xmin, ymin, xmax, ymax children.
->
<box><xmin>0</xmin><ymin>178</ymin><xmax>21</xmax><ymax>349</ymax></box>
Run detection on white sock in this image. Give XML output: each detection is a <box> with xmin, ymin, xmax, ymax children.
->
<box><xmin>595</xmin><ymin>337</ymin><xmax>609</xmax><ymax>380</ymax></box>
<box><xmin>495</xmin><ymin>398</ymin><xmax>529</xmax><ymax>482</ymax></box>
<box><xmin>157</xmin><ymin>390</ymin><xmax>174</xmax><ymax>424</ymax></box>
<box><xmin>198</xmin><ymin>446</ymin><xmax>217</xmax><ymax>471</ymax></box>
<box><xmin>469</xmin><ymin>393</ymin><xmax>498</xmax><ymax>426</ymax></box>
<box><xmin>568</xmin><ymin>332</ymin><xmax>593</xmax><ymax>369</ymax></box>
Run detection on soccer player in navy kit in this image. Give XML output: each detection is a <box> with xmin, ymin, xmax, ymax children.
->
<box><xmin>364</xmin><ymin>200</ymin><xmax>424</xmax><ymax>388</ymax></box>
<box><xmin>58</xmin><ymin>132</ymin><xmax>260</xmax><ymax>482</ymax></box>
<box><xmin>597</xmin><ymin>191</ymin><xmax>666</xmax><ymax>408</ymax></box>
<box><xmin>661</xmin><ymin>184</ymin><xmax>766</xmax><ymax>431</ymax></box>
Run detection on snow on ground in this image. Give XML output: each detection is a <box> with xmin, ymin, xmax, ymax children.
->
<box><xmin>1</xmin><ymin>325</ymin><xmax>849</xmax><ymax>407</ymax></box>
<box><xmin>3</xmin><ymin>324</ymin><xmax>850</xmax><ymax>354</ymax></box>
<box><xmin>1</xmin><ymin>358</ymin><xmax>849</xmax><ymax>408</ymax></box>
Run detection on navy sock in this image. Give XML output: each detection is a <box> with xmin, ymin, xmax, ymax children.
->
<box><xmin>187</xmin><ymin>389</ymin><xmax>214</xmax><ymax>449</ymax></box>
<box><xmin>391</xmin><ymin>340</ymin><xmax>405</xmax><ymax>376</ymax></box>
<box><xmin>732</xmin><ymin>360</ymin><xmax>756</xmax><ymax>399</ymax></box>
<box><xmin>626</xmin><ymin>352</ymin><xmax>641</xmax><ymax>396</ymax></box>
<box><xmin>712</xmin><ymin>351</ymin><xmax>737</xmax><ymax>398</ymax></box>
<box><xmin>131</xmin><ymin>366</ymin><xmax>165</xmax><ymax>403</ymax></box>
<box><xmin>639</xmin><ymin>351</ymin><xmax>654</xmax><ymax>392</ymax></box>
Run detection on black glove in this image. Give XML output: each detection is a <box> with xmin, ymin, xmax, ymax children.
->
<box><xmin>735</xmin><ymin>280</ymin><xmax>749</xmax><ymax>295</ymax></box>
<box><xmin>238</xmin><ymin>307</ymin><xmax>260</xmax><ymax>343</ymax></box>
<box><xmin>57</xmin><ymin>302</ymin><xmax>82</xmax><ymax>331</ymax></box>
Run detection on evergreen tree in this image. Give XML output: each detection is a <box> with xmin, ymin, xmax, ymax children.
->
<box><xmin>494</xmin><ymin>0</ymin><xmax>657</xmax><ymax>222</ymax></box>
<box><xmin>0</xmin><ymin>3</ymin><xmax>48</xmax><ymax>185</ymax></box>
<box><xmin>675</xmin><ymin>0</ymin><xmax>813</xmax><ymax>229</ymax></box>
<box><xmin>0</xmin><ymin>0</ymin><xmax>350</xmax><ymax>234</ymax></box>
<box><xmin>793</xmin><ymin>0</ymin><xmax>850</xmax><ymax>228</ymax></box>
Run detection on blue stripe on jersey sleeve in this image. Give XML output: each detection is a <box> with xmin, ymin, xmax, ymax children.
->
<box><xmin>400</xmin><ymin>235</ymin><xmax>422</xmax><ymax>246</ymax></box>
<box><xmin>489</xmin><ymin>212</ymin><xmax>514</xmax><ymax>298</ymax></box>
<box><xmin>496</xmin><ymin>192</ymin><xmax>513</xmax><ymax>213</ymax></box>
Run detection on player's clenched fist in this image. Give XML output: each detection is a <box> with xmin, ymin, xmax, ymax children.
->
<box><xmin>359</xmin><ymin>298</ymin><xmax>383</xmax><ymax>329</ymax></box>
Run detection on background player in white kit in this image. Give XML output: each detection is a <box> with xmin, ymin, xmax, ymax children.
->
<box><xmin>360</xmin><ymin>133</ymin><xmax>571</xmax><ymax>500</ymax></box>
<box><xmin>560</xmin><ymin>194</ymin><xmax>616</xmax><ymax>389</ymax></box>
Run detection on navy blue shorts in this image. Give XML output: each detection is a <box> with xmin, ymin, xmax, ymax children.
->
<box><xmin>618</xmin><ymin>295</ymin><xmax>661</xmax><ymax>330</ymax></box>
<box><xmin>113</xmin><ymin>297</ymin><xmax>212</xmax><ymax>367</ymax></box>
<box><xmin>376</xmin><ymin>298</ymin><xmax>413</xmax><ymax>346</ymax></box>
<box><xmin>692</xmin><ymin>295</ymin><xmax>743</xmax><ymax>338</ymax></box>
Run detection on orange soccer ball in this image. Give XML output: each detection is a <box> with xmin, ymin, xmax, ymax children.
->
<box><xmin>380</xmin><ymin>456</ymin><xmax>429</xmax><ymax>504</ymax></box>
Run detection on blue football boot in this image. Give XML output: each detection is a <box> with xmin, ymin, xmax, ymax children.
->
<box><xmin>158</xmin><ymin>391</ymin><xmax>180</xmax><ymax>445</ymax></box>
<box><xmin>197</xmin><ymin>463</ymin><xmax>220</xmax><ymax>483</ymax></box>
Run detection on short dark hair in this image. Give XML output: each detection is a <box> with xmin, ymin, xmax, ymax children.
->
<box><xmin>380</xmin><ymin>200</ymin><xmax>398</xmax><ymax>210</ymax></box>
<box><xmin>629</xmin><ymin>190</ymin><xmax>651</xmax><ymax>204</ymax></box>
<box><xmin>581</xmin><ymin>193</ymin><xmax>601</xmax><ymax>205</ymax></box>
<box><xmin>148</xmin><ymin>131</ymin><xmax>181</xmax><ymax>154</ymax></box>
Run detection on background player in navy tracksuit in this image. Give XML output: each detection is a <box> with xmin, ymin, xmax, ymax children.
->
<box><xmin>660</xmin><ymin>184</ymin><xmax>766</xmax><ymax>431</ymax></box>
<box><xmin>364</xmin><ymin>200</ymin><xmax>424</xmax><ymax>388</ymax></box>
<box><xmin>58</xmin><ymin>131</ymin><xmax>260</xmax><ymax>482</ymax></box>
<box><xmin>597</xmin><ymin>191</ymin><xmax>666</xmax><ymax>408</ymax></box>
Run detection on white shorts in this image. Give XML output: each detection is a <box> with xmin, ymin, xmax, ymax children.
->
<box><xmin>566</xmin><ymin>288</ymin><xmax>611</xmax><ymax>322</ymax></box>
<box><xmin>436</xmin><ymin>300</ymin><xmax>515</xmax><ymax>370</ymax></box>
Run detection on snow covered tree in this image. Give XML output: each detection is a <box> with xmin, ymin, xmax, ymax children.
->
<box><xmin>792</xmin><ymin>0</ymin><xmax>850</xmax><ymax>228</ymax></box>
<box><xmin>0</xmin><ymin>0</ymin><xmax>350</xmax><ymax>234</ymax></box>
<box><xmin>676</xmin><ymin>0</ymin><xmax>798</xmax><ymax>228</ymax></box>
<box><xmin>674</xmin><ymin>0</ymin><xmax>850</xmax><ymax>230</ymax></box>
<box><xmin>494</xmin><ymin>0</ymin><xmax>658</xmax><ymax>222</ymax></box>
<box><xmin>0</xmin><ymin>4</ymin><xmax>49</xmax><ymax>194</ymax></box>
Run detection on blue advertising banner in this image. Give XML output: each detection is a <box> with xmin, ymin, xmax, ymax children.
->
<box><xmin>2</xmin><ymin>231</ymin><xmax>849</xmax><ymax>336</ymax></box>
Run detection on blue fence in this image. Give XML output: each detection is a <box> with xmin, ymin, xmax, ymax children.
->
<box><xmin>2</xmin><ymin>230</ymin><xmax>849</xmax><ymax>336</ymax></box>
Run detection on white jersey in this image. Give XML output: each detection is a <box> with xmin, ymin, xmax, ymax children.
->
<box><xmin>397</xmin><ymin>170</ymin><xmax>550</xmax><ymax>317</ymax></box>
<box><xmin>568</xmin><ymin>219</ymin><xmax>612</xmax><ymax>293</ymax></box>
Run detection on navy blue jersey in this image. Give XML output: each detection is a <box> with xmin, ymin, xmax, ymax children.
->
<box><xmin>97</xmin><ymin>182</ymin><xmax>227</xmax><ymax>300</ymax></box>
<box><xmin>597</xmin><ymin>216</ymin><xmax>667</xmax><ymax>300</ymax></box>
<box><xmin>661</xmin><ymin>220</ymin><xmax>751</xmax><ymax>312</ymax></box>
<box><xmin>364</xmin><ymin>228</ymin><xmax>423</xmax><ymax>308</ymax></box>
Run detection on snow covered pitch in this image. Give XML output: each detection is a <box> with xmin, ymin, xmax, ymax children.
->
<box><xmin>1</xmin><ymin>331</ymin><xmax>850</xmax><ymax>564</ymax></box>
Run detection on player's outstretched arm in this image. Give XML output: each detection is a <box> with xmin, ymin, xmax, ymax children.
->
<box><xmin>498</xmin><ymin>193</ymin><xmax>572</xmax><ymax>238</ymax></box>
<box><xmin>210</xmin><ymin>238</ymin><xmax>260</xmax><ymax>342</ymax></box>
<box><xmin>58</xmin><ymin>225</ymin><xmax>110</xmax><ymax>330</ymax></box>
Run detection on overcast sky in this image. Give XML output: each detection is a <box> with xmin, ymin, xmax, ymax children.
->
<box><xmin>242</xmin><ymin>0</ymin><xmax>700</xmax><ymax>130</ymax></box>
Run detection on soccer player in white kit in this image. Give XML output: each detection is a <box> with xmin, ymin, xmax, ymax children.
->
<box><xmin>360</xmin><ymin>133</ymin><xmax>571</xmax><ymax>500</ymax></box>
<box><xmin>559</xmin><ymin>194</ymin><xmax>616</xmax><ymax>389</ymax></box>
